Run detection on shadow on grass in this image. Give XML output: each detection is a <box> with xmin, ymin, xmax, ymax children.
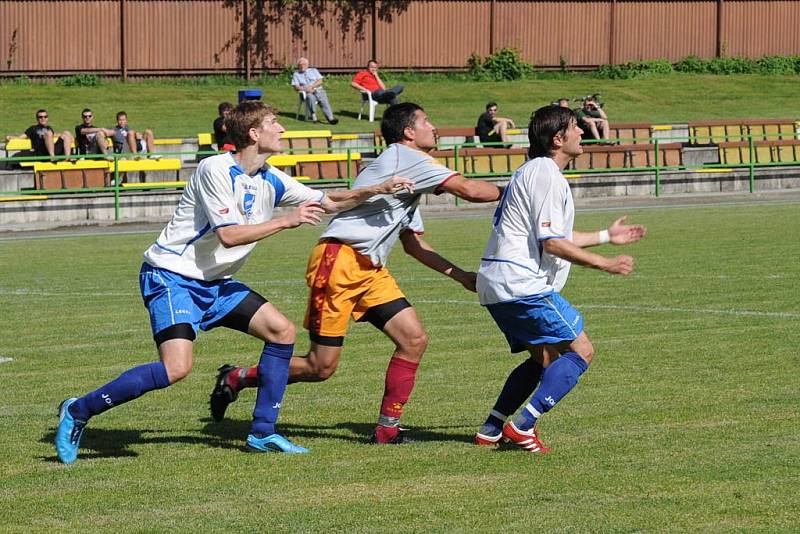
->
<box><xmin>39</xmin><ymin>425</ymin><xmax>244</xmax><ymax>463</ymax></box>
<box><xmin>39</xmin><ymin>419</ymin><xmax>477</xmax><ymax>463</ymax></box>
<box><xmin>199</xmin><ymin>417</ymin><xmax>474</xmax><ymax>445</ymax></box>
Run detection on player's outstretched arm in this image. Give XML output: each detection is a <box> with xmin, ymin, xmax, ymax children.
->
<box><xmin>543</xmin><ymin>236</ymin><xmax>635</xmax><ymax>276</ymax></box>
<box><xmin>572</xmin><ymin>216</ymin><xmax>647</xmax><ymax>248</ymax></box>
<box><xmin>400</xmin><ymin>230</ymin><xmax>477</xmax><ymax>291</ymax></box>
<box><xmin>320</xmin><ymin>175</ymin><xmax>415</xmax><ymax>213</ymax></box>
<box><xmin>216</xmin><ymin>202</ymin><xmax>324</xmax><ymax>248</ymax></box>
<box><xmin>439</xmin><ymin>174</ymin><xmax>503</xmax><ymax>203</ymax></box>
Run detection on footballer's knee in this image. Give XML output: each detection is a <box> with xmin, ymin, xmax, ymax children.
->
<box><xmin>163</xmin><ymin>358</ymin><xmax>193</xmax><ymax>383</ymax></box>
<box><xmin>397</xmin><ymin>329</ymin><xmax>428</xmax><ymax>361</ymax></box>
<box><xmin>310</xmin><ymin>359</ymin><xmax>338</xmax><ymax>381</ymax></box>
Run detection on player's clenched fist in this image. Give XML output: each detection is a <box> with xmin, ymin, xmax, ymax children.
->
<box><xmin>604</xmin><ymin>254</ymin><xmax>635</xmax><ymax>275</ymax></box>
<box><xmin>286</xmin><ymin>201</ymin><xmax>324</xmax><ymax>227</ymax></box>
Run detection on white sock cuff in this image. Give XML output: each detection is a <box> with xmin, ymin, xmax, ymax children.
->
<box><xmin>524</xmin><ymin>405</ymin><xmax>542</xmax><ymax>419</ymax></box>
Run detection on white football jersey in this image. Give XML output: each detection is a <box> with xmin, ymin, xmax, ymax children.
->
<box><xmin>143</xmin><ymin>152</ymin><xmax>324</xmax><ymax>281</ymax></box>
<box><xmin>477</xmin><ymin>157</ymin><xmax>574</xmax><ymax>305</ymax></box>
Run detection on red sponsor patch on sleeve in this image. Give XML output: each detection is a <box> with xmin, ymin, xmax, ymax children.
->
<box><xmin>219</xmin><ymin>207</ymin><xmax>229</xmax><ymax>215</ymax></box>
<box><xmin>541</xmin><ymin>221</ymin><xmax>551</xmax><ymax>227</ymax></box>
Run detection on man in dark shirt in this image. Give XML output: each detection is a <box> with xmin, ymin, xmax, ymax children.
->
<box><xmin>576</xmin><ymin>96</ymin><xmax>610</xmax><ymax>140</ymax></box>
<box><xmin>476</xmin><ymin>102</ymin><xmax>515</xmax><ymax>148</ymax></box>
<box><xmin>75</xmin><ymin>108</ymin><xmax>113</xmax><ymax>155</ymax></box>
<box><xmin>6</xmin><ymin>109</ymin><xmax>75</xmax><ymax>159</ymax></box>
<box><xmin>213</xmin><ymin>101</ymin><xmax>235</xmax><ymax>151</ymax></box>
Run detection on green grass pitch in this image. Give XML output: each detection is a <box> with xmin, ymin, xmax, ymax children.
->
<box><xmin>0</xmin><ymin>200</ymin><xmax>798</xmax><ymax>531</ymax></box>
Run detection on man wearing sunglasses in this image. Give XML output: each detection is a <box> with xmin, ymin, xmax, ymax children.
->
<box><xmin>74</xmin><ymin>109</ymin><xmax>113</xmax><ymax>155</ymax></box>
<box><xmin>6</xmin><ymin>109</ymin><xmax>75</xmax><ymax>160</ymax></box>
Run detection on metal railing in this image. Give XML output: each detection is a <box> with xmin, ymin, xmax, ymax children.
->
<box><xmin>2</xmin><ymin>132</ymin><xmax>799</xmax><ymax>220</ymax></box>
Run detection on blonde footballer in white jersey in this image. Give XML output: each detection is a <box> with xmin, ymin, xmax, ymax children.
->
<box><xmin>55</xmin><ymin>101</ymin><xmax>412</xmax><ymax>463</ymax></box>
<box><xmin>475</xmin><ymin>105</ymin><xmax>647</xmax><ymax>452</ymax></box>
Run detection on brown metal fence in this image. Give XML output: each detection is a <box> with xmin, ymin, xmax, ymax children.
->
<box><xmin>1</xmin><ymin>0</ymin><xmax>799</xmax><ymax>77</ymax></box>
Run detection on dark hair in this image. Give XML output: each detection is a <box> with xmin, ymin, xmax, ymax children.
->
<box><xmin>367</xmin><ymin>59</ymin><xmax>379</xmax><ymax>67</ymax></box>
<box><xmin>381</xmin><ymin>102</ymin><xmax>423</xmax><ymax>145</ymax></box>
<box><xmin>36</xmin><ymin>109</ymin><xmax>47</xmax><ymax>116</ymax></box>
<box><xmin>486</xmin><ymin>101</ymin><xmax>497</xmax><ymax>111</ymax></box>
<box><xmin>226</xmin><ymin>100</ymin><xmax>277</xmax><ymax>150</ymax></box>
<box><xmin>82</xmin><ymin>108</ymin><xmax>92</xmax><ymax>114</ymax></box>
<box><xmin>218</xmin><ymin>101</ymin><xmax>233</xmax><ymax>115</ymax></box>
<box><xmin>528</xmin><ymin>105</ymin><xmax>577</xmax><ymax>159</ymax></box>
<box><xmin>116</xmin><ymin>111</ymin><xmax>127</xmax><ymax>120</ymax></box>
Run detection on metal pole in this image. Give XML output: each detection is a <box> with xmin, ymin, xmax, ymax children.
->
<box><xmin>748</xmin><ymin>133</ymin><xmax>755</xmax><ymax>193</ymax></box>
<box><xmin>609</xmin><ymin>0</ymin><xmax>617</xmax><ymax>65</ymax></box>
<box><xmin>654</xmin><ymin>138</ymin><xmax>660</xmax><ymax>197</ymax></box>
<box><xmin>716</xmin><ymin>0</ymin><xmax>724</xmax><ymax>58</ymax></box>
<box><xmin>489</xmin><ymin>0</ymin><xmax>496</xmax><ymax>55</ymax></box>
<box><xmin>243</xmin><ymin>0</ymin><xmax>251</xmax><ymax>80</ymax></box>
<box><xmin>113</xmin><ymin>157</ymin><xmax>121</xmax><ymax>220</ymax></box>
<box><xmin>120</xmin><ymin>0</ymin><xmax>127</xmax><ymax>81</ymax></box>
<box><xmin>371</xmin><ymin>2</ymin><xmax>377</xmax><ymax>61</ymax></box>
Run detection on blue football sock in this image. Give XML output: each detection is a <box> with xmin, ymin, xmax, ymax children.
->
<box><xmin>513</xmin><ymin>352</ymin><xmax>589</xmax><ymax>431</ymax></box>
<box><xmin>483</xmin><ymin>357</ymin><xmax>543</xmax><ymax>434</ymax></box>
<box><xmin>69</xmin><ymin>361</ymin><xmax>170</xmax><ymax>421</ymax></box>
<box><xmin>251</xmin><ymin>342</ymin><xmax>293</xmax><ymax>438</ymax></box>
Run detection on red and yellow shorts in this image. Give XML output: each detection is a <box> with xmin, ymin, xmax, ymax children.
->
<box><xmin>304</xmin><ymin>239</ymin><xmax>406</xmax><ymax>338</ymax></box>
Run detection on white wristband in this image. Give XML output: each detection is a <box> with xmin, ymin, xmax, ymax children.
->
<box><xmin>599</xmin><ymin>229</ymin><xmax>610</xmax><ymax>244</ymax></box>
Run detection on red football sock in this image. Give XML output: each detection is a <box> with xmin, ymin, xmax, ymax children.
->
<box><xmin>379</xmin><ymin>356</ymin><xmax>420</xmax><ymax>422</ymax></box>
<box><xmin>224</xmin><ymin>366</ymin><xmax>259</xmax><ymax>391</ymax></box>
<box><xmin>242</xmin><ymin>365</ymin><xmax>258</xmax><ymax>388</ymax></box>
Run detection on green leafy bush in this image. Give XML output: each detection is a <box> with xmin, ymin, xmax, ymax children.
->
<box><xmin>596</xmin><ymin>59</ymin><xmax>673</xmax><ymax>79</ymax></box>
<box><xmin>57</xmin><ymin>74</ymin><xmax>100</xmax><ymax>87</ymax></box>
<box><xmin>469</xmin><ymin>48</ymin><xmax>533</xmax><ymax>81</ymax></box>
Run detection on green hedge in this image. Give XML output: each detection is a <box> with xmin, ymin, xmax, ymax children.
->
<box><xmin>597</xmin><ymin>55</ymin><xmax>800</xmax><ymax>79</ymax></box>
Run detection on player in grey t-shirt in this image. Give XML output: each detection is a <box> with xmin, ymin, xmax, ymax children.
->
<box><xmin>210</xmin><ymin>102</ymin><xmax>506</xmax><ymax>444</ymax></box>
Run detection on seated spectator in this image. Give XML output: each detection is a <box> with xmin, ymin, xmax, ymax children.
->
<box><xmin>111</xmin><ymin>111</ymin><xmax>155</xmax><ymax>155</ymax></box>
<box><xmin>292</xmin><ymin>57</ymin><xmax>338</xmax><ymax>125</ymax></box>
<box><xmin>351</xmin><ymin>59</ymin><xmax>404</xmax><ymax>105</ymax></box>
<box><xmin>476</xmin><ymin>101</ymin><xmax>515</xmax><ymax>148</ymax></box>
<box><xmin>6</xmin><ymin>109</ymin><xmax>75</xmax><ymax>160</ymax></box>
<box><xmin>576</xmin><ymin>96</ymin><xmax>610</xmax><ymax>141</ymax></box>
<box><xmin>75</xmin><ymin>108</ymin><xmax>113</xmax><ymax>156</ymax></box>
<box><xmin>213</xmin><ymin>101</ymin><xmax>235</xmax><ymax>151</ymax></box>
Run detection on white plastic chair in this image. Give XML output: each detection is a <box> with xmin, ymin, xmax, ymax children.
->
<box><xmin>358</xmin><ymin>90</ymin><xmax>378</xmax><ymax>122</ymax></box>
<box><xmin>296</xmin><ymin>91</ymin><xmax>309</xmax><ymax>121</ymax></box>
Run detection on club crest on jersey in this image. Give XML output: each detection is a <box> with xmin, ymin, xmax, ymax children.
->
<box><xmin>244</xmin><ymin>193</ymin><xmax>255</xmax><ymax>214</ymax></box>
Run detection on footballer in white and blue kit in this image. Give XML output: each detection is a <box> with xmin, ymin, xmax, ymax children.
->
<box><xmin>55</xmin><ymin>101</ymin><xmax>413</xmax><ymax>463</ymax></box>
<box><xmin>475</xmin><ymin>105</ymin><xmax>647</xmax><ymax>452</ymax></box>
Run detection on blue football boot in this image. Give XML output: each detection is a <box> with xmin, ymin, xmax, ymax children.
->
<box><xmin>246</xmin><ymin>433</ymin><xmax>309</xmax><ymax>454</ymax></box>
<box><xmin>55</xmin><ymin>398</ymin><xmax>87</xmax><ymax>464</ymax></box>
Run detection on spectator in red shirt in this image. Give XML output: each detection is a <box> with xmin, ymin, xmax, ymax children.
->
<box><xmin>351</xmin><ymin>59</ymin><xmax>404</xmax><ymax>105</ymax></box>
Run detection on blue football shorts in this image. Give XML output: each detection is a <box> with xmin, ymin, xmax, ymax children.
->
<box><xmin>485</xmin><ymin>291</ymin><xmax>584</xmax><ymax>353</ymax></box>
<box><xmin>139</xmin><ymin>263</ymin><xmax>252</xmax><ymax>338</ymax></box>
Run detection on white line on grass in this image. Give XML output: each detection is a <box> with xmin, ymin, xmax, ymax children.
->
<box><xmin>2</xmin><ymin>289</ymin><xmax>797</xmax><ymax>319</ymax></box>
<box><xmin>412</xmin><ymin>299</ymin><xmax>800</xmax><ymax>319</ymax></box>
<box><xmin>0</xmin><ymin>357</ymin><xmax>13</xmax><ymax>364</ymax></box>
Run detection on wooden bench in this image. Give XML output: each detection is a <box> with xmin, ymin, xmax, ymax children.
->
<box><xmin>718</xmin><ymin>139</ymin><xmax>800</xmax><ymax>165</ymax></box>
<box><xmin>689</xmin><ymin>119</ymin><xmax>797</xmax><ymax>144</ymax></box>
<box><xmin>280</xmin><ymin>130</ymin><xmax>332</xmax><ymax>153</ymax></box>
<box><xmin>571</xmin><ymin>143</ymin><xmax>683</xmax><ymax>170</ymax></box>
<box><xmin>32</xmin><ymin>160</ymin><xmax>110</xmax><ymax>190</ymax></box>
<box><xmin>430</xmin><ymin>147</ymin><xmax>528</xmax><ymax>176</ymax></box>
<box><xmin>608</xmin><ymin>123</ymin><xmax>653</xmax><ymax>144</ymax></box>
<box><xmin>268</xmin><ymin>152</ymin><xmax>362</xmax><ymax>180</ymax></box>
